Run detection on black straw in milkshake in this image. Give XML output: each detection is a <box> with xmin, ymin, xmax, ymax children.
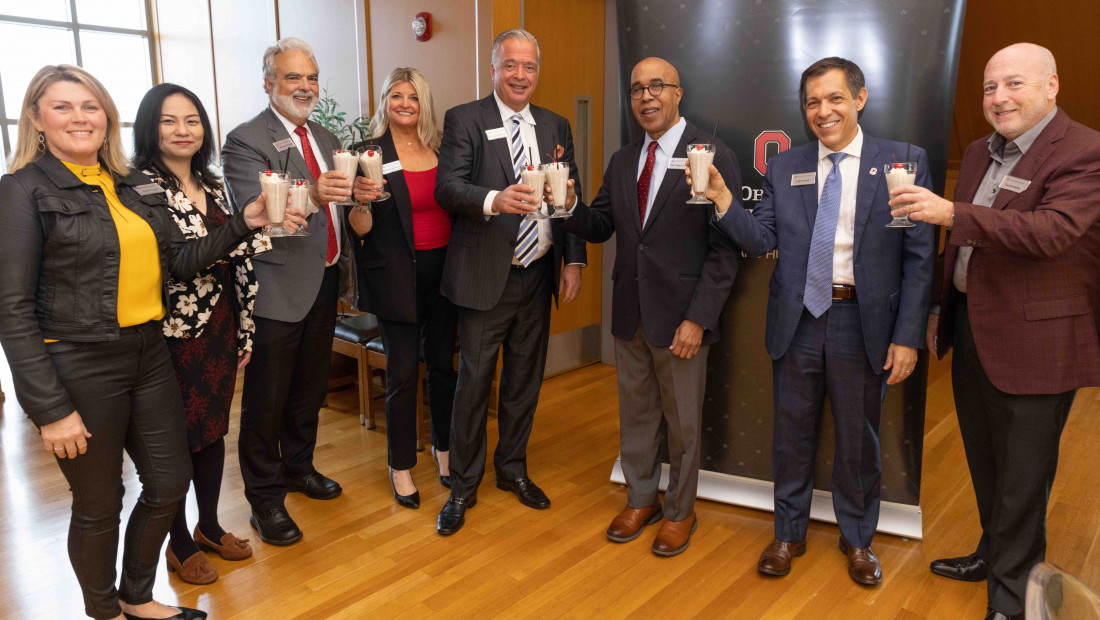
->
<box><xmin>282</xmin><ymin>146</ymin><xmax>291</xmax><ymax>173</ymax></box>
<box><xmin>711</xmin><ymin>120</ymin><xmax>719</xmax><ymax>143</ymax></box>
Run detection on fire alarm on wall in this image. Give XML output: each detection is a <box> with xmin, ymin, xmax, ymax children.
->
<box><xmin>412</xmin><ymin>12</ymin><xmax>432</xmax><ymax>42</ymax></box>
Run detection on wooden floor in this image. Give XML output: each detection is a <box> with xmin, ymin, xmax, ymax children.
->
<box><xmin>0</xmin><ymin>360</ymin><xmax>1098</xmax><ymax>619</ymax></box>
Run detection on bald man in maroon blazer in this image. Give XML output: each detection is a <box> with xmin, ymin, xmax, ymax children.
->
<box><xmin>891</xmin><ymin>43</ymin><xmax>1100</xmax><ymax>620</ymax></box>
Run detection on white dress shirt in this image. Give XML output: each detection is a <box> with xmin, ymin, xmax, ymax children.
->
<box><xmin>816</xmin><ymin>126</ymin><xmax>863</xmax><ymax>286</ymax></box>
<box><xmin>270</xmin><ymin>105</ymin><xmax>342</xmax><ymax>267</ymax></box>
<box><xmin>637</xmin><ymin>117</ymin><xmax>687</xmax><ymax>227</ymax></box>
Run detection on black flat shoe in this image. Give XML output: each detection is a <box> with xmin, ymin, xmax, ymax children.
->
<box><xmin>930</xmin><ymin>552</ymin><xmax>988</xmax><ymax>582</ymax></box>
<box><xmin>122</xmin><ymin>605</ymin><xmax>207</xmax><ymax>620</ymax></box>
<box><xmin>496</xmin><ymin>477</ymin><xmax>550</xmax><ymax>509</ymax></box>
<box><xmin>389</xmin><ymin>467</ymin><xmax>420</xmax><ymax>509</ymax></box>
<box><xmin>286</xmin><ymin>471</ymin><xmax>342</xmax><ymax>500</ymax></box>
<box><xmin>431</xmin><ymin>447</ymin><xmax>452</xmax><ymax>488</ymax></box>
<box><xmin>249</xmin><ymin>507</ymin><xmax>303</xmax><ymax>546</ymax></box>
<box><xmin>437</xmin><ymin>495</ymin><xmax>477</xmax><ymax>536</ymax></box>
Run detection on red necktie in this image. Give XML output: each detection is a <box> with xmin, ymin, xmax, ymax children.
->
<box><xmin>637</xmin><ymin>140</ymin><xmax>659</xmax><ymax>224</ymax></box>
<box><xmin>294</xmin><ymin>125</ymin><xmax>338</xmax><ymax>263</ymax></box>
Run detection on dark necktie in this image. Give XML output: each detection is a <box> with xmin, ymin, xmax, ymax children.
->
<box><xmin>294</xmin><ymin>125</ymin><xmax>338</xmax><ymax>264</ymax></box>
<box><xmin>637</xmin><ymin>140</ymin><xmax>659</xmax><ymax>224</ymax></box>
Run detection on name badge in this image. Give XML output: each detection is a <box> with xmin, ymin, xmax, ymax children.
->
<box><xmin>998</xmin><ymin>175</ymin><xmax>1031</xmax><ymax>193</ymax></box>
<box><xmin>791</xmin><ymin>172</ymin><xmax>816</xmax><ymax>186</ymax></box>
<box><xmin>485</xmin><ymin>127</ymin><xmax>508</xmax><ymax>141</ymax></box>
<box><xmin>133</xmin><ymin>183</ymin><xmax>164</xmax><ymax>196</ymax></box>
<box><xmin>667</xmin><ymin>157</ymin><xmax>687</xmax><ymax>170</ymax></box>
<box><xmin>382</xmin><ymin>160</ymin><xmax>403</xmax><ymax>175</ymax></box>
<box><xmin>272</xmin><ymin>138</ymin><xmax>295</xmax><ymax>152</ymax></box>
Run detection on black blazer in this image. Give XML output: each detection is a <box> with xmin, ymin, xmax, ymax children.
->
<box><xmin>435</xmin><ymin>95</ymin><xmax>587</xmax><ymax>311</ymax></box>
<box><xmin>349</xmin><ymin>131</ymin><xmax>451</xmax><ymax>322</ymax></box>
<box><xmin>562</xmin><ymin>121</ymin><xmax>741</xmax><ymax>347</ymax></box>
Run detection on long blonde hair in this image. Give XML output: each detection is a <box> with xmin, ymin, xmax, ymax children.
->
<box><xmin>369</xmin><ymin>67</ymin><xmax>442</xmax><ymax>153</ymax></box>
<box><xmin>7</xmin><ymin>64</ymin><xmax>129</xmax><ymax>176</ymax></box>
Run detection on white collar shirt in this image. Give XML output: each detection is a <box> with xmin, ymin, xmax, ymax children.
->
<box><xmin>816</xmin><ymin>125</ymin><xmax>864</xmax><ymax>286</ymax></box>
<box><xmin>637</xmin><ymin>117</ymin><xmax>687</xmax><ymax>227</ymax></box>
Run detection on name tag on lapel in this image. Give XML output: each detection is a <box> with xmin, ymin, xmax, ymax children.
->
<box><xmin>272</xmin><ymin>138</ymin><xmax>295</xmax><ymax>152</ymax></box>
<box><xmin>998</xmin><ymin>175</ymin><xmax>1031</xmax><ymax>193</ymax></box>
<box><xmin>791</xmin><ymin>172</ymin><xmax>816</xmax><ymax>186</ymax></box>
<box><xmin>382</xmin><ymin>160</ymin><xmax>402</xmax><ymax>175</ymax></box>
<box><xmin>667</xmin><ymin>157</ymin><xmax>687</xmax><ymax>170</ymax></box>
<box><xmin>133</xmin><ymin>183</ymin><xmax>164</xmax><ymax>196</ymax></box>
<box><xmin>485</xmin><ymin>127</ymin><xmax>507</xmax><ymax>141</ymax></box>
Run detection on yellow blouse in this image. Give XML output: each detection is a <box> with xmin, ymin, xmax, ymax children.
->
<box><xmin>62</xmin><ymin>162</ymin><xmax>164</xmax><ymax>327</ymax></box>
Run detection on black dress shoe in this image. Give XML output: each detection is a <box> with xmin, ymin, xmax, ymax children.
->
<box><xmin>122</xmin><ymin>606</ymin><xmax>207</xmax><ymax>620</ymax></box>
<box><xmin>249</xmin><ymin>507</ymin><xmax>303</xmax><ymax>546</ymax></box>
<box><xmin>496</xmin><ymin>477</ymin><xmax>550</xmax><ymax>509</ymax></box>
<box><xmin>432</xmin><ymin>447</ymin><xmax>452</xmax><ymax>488</ymax></box>
<box><xmin>286</xmin><ymin>471</ymin><xmax>342</xmax><ymax>500</ymax></box>
<box><xmin>984</xmin><ymin>609</ymin><xmax>1011</xmax><ymax>620</ymax></box>
<box><xmin>437</xmin><ymin>495</ymin><xmax>477</xmax><ymax>536</ymax></box>
<box><xmin>389</xmin><ymin>467</ymin><xmax>420</xmax><ymax>509</ymax></box>
<box><xmin>930</xmin><ymin>552</ymin><xmax>988</xmax><ymax>582</ymax></box>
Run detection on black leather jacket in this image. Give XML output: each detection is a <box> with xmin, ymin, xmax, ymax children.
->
<box><xmin>0</xmin><ymin>152</ymin><xmax>257</xmax><ymax>426</ymax></box>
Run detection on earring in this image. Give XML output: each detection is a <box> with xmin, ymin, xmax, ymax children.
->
<box><xmin>101</xmin><ymin>138</ymin><xmax>109</xmax><ymax>153</ymax></box>
<box><xmin>37</xmin><ymin>132</ymin><xmax>45</xmax><ymax>153</ymax></box>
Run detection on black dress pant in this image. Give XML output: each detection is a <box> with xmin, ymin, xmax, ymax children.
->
<box><xmin>951</xmin><ymin>293</ymin><xmax>1076</xmax><ymax>618</ymax></box>
<box><xmin>376</xmin><ymin>246</ymin><xmax>458</xmax><ymax>470</ymax></box>
<box><xmin>448</xmin><ymin>254</ymin><xmax>552</xmax><ymax>500</ymax></box>
<box><xmin>239</xmin><ymin>266</ymin><xmax>339</xmax><ymax>511</ymax></box>
<box><xmin>46</xmin><ymin>321</ymin><xmax>192</xmax><ymax>619</ymax></box>
<box><xmin>771</xmin><ymin>301</ymin><xmax>887</xmax><ymax>548</ymax></box>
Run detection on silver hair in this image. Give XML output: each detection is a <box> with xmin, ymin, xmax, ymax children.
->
<box><xmin>262</xmin><ymin>37</ymin><xmax>319</xmax><ymax>87</ymax></box>
<box><xmin>491</xmin><ymin>28</ymin><xmax>540</xmax><ymax>67</ymax></box>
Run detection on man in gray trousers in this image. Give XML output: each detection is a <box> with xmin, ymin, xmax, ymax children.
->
<box><xmin>221</xmin><ymin>37</ymin><xmax>356</xmax><ymax>546</ymax></box>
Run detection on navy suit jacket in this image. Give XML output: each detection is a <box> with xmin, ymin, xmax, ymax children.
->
<box><xmin>562</xmin><ymin>121</ymin><xmax>741</xmax><ymax>347</ymax></box>
<box><xmin>715</xmin><ymin>134</ymin><xmax>936</xmax><ymax>372</ymax></box>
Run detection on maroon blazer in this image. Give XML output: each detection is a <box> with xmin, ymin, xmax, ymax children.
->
<box><xmin>933</xmin><ymin>108</ymin><xmax>1100</xmax><ymax>394</ymax></box>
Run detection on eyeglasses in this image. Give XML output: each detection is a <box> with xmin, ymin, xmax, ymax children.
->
<box><xmin>628</xmin><ymin>82</ymin><xmax>679</xmax><ymax>100</ymax></box>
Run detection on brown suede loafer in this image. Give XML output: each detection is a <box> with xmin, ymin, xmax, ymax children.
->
<box><xmin>194</xmin><ymin>526</ymin><xmax>253</xmax><ymax>561</ymax></box>
<box><xmin>652</xmin><ymin>513</ymin><xmax>698</xmax><ymax>557</ymax></box>
<box><xmin>758</xmin><ymin>538</ymin><xmax>807</xmax><ymax>576</ymax></box>
<box><xmin>166</xmin><ymin>545</ymin><xmax>218</xmax><ymax>585</ymax></box>
<box><xmin>839</xmin><ymin>537</ymin><xmax>883</xmax><ymax>585</ymax></box>
<box><xmin>607</xmin><ymin>503</ymin><xmax>663</xmax><ymax>543</ymax></box>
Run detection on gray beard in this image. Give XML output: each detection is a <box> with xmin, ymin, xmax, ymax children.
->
<box><xmin>272</xmin><ymin>91</ymin><xmax>317</xmax><ymax>119</ymax></box>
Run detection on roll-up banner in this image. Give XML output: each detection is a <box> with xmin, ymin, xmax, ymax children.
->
<box><xmin>610</xmin><ymin>0</ymin><xmax>966</xmax><ymax>538</ymax></box>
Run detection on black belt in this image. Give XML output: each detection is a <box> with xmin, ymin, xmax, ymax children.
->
<box><xmin>511</xmin><ymin>253</ymin><xmax>548</xmax><ymax>269</ymax></box>
<box><xmin>831</xmin><ymin>284</ymin><xmax>857</xmax><ymax>300</ymax></box>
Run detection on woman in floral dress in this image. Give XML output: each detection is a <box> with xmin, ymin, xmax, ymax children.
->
<box><xmin>133</xmin><ymin>83</ymin><xmax>267</xmax><ymax>584</ymax></box>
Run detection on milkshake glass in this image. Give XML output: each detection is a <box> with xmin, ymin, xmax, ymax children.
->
<box><xmin>520</xmin><ymin>163</ymin><xmax>548</xmax><ymax>221</ymax></box>
<box><xmin>258</xmin><ymin>170</ymin><xmax>291</xmax><ymax>237</ymax></box>
<box><xmin>357</xmin><ymin>146</ymin><xmax>391</xmax><ymax>202</ymax></box>
<box><xmin>686</xmin><ymin>143</ymin><xmax>715</xmax><ymax>204</ymax></box>
<box><xmin>884</xmin><ymin>162</ymin><xmax>918</xmax><ymax>228</ymax></box>
<box><xmin>287</xmin><ymin>178</ymin><xmax>312</xmax><ymax>236</ymax></box>
<box><xmin>544</xmin><ymin>161</ymin><xmax>572</xmax><ymax>218</ymax></box>
<box><xmin>331</xmin><ymin>149</ymin><xmax>359</xmax><ymax>206</ymax></box>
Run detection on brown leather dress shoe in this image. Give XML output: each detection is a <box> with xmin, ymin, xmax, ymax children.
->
<box><xmin>607</xmin><ymin>503</ymin><xmax>663</xmax><ymax>542</ymax></box>
<box><xmin>839</xmin><ymin>537</ymin><xmax>883</xmax><ymax>585</ymax></box>
<box><xmin>194</xmin><ymin>526</ymin><xmax>253</xmax><ymax>561</ymax></box>
<box><xmin>652</xmin><ymin>513</ymin><xmax>697</xmax><ymax>557</ymax></box>
<box><xmin>166</xmin><ymin>545</ymin><xmax>218</xmax><ymax>585</ymax></box>
<box><xmin>758</xmin><ymin>538</ymin><xmax>807</xmax><ymax>576</ymax></box>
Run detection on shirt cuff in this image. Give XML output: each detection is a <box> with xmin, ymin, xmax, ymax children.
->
<box><xmin>483</xmin><ymin>190</ymin><xmax>500</xmax><ymax>217</ymax></box>
<box><xmin>566</xmin><ymin>262</ymin><xmax>586</xmax><ymax>268</ymax></box>
<box><xmin>714</xmin><ymin>206</ymin><xmax>727</xmax><ymax>220</ymax></box>
<box><xmin>929</xmin><ymin>304</ymin><xmax>941</xmax><ymax>315</ymax></box>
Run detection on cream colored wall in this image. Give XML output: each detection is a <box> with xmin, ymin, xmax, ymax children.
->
<box><xmin>368</xmin><ymin>0</ymin><xmax>480</xmax><ymax>127</ymax></box>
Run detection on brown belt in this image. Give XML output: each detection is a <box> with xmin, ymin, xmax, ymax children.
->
<box><xmin>831</xmin><ymin>284</ymin><xmax>857</xmax><ymax>300</ymax></box>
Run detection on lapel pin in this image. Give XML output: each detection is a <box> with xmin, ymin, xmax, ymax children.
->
<box><xmin>869</xmin><ymin>167</ymin><xmax>878</xmax><ymax>175</ymax></box>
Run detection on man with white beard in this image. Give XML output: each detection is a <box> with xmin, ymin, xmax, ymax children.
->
<box><xmin>221</xmin><ymin>37</ymin><xmax>357</xmax><ymax>546</ymax></box>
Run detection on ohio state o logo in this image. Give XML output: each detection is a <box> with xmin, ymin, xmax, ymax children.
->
<box><xmin>754</xmin><ymin>130</ymin><xmax>791</xmax><ymax>176</ymax></box>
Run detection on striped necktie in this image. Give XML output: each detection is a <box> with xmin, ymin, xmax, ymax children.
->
<box><xmin>803</xmin><ymin>152</ymin><xmax>846</xmax><ymax>317</ymax></box>
<box><xmin>510</xmin><ymin>113</ymin><xmax>538</xmax><ymax>266</ymax></box>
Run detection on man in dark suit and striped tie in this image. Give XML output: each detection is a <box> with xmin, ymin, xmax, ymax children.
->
<box><xmin>433</xmin><ymin>28</ymin><xmax>587</xmax><ymax>536</ymax></box>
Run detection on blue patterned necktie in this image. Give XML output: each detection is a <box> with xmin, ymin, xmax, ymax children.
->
<box><xmin>803</xmin><ymin>152</ymin><xmax>847</xmax><ymax>317</ymax></box>
<box><xmin>510</xmin><ymin>113</ymin><xmax>538</xmax><ymax>266</ymax></box>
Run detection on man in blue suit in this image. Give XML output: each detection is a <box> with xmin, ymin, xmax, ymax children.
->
<box><xmin>694</xmin><ymin>57</ymin><xmax>935</xmax><ymax>584</ymax></box>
